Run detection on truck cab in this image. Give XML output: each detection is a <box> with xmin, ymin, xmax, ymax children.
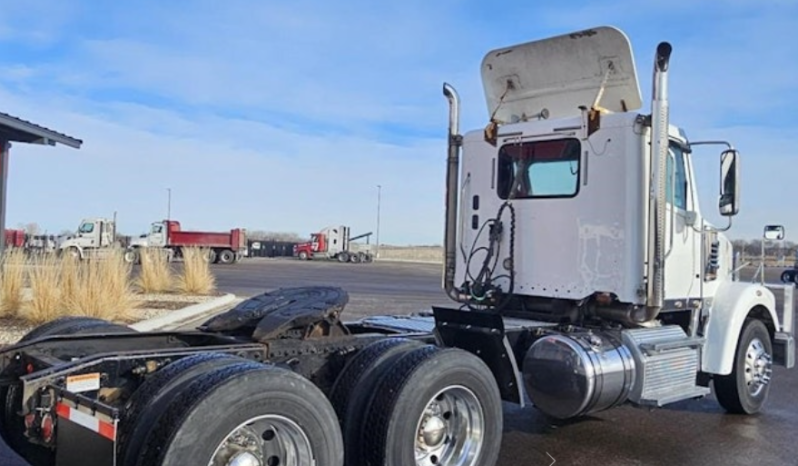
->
<box><xmin>57</xmin><ymin>218</ymin><xmax>117</xmax><ymax>259</ymax></box>
<box><xmin>294</xmin><ymin>225</ymin><xmax>374</xmax><ymax>263</ymax></box>
<box><xmin>129</xmin><ymin>221</ymin><xmax>169</xmax><ymax>249</ymax></box>
<box><xmin>441</xmin><ymin>26</ymin><xmax>793</xmax><ymax>417</ymax></box>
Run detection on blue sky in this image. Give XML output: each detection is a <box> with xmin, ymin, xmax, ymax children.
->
<box><xmin>0</xmin><ymin>0</ymin><xmax>795</xmax><ymax>244</ymax></box>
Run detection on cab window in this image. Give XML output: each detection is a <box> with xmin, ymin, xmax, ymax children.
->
<box><xmin>78</xmin><ymin>222</ymin><xmax>94</xmax><ymax>233</ymax></box>
<box><xmin>497</xmin><ymin>139</ymin><xmax>581</xmax><ymax>199</ymax></box>
<box><xmin>666</xmin><ymin>142</ymin><xmax>688</xmax><ymax>210</ymax></box>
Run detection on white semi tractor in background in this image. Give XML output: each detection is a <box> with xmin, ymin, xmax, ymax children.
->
<box><xmin>56</xmin><ymin>217</ymin><xmax>121</xmax><ymax>260</ymax></box>
<box><xmin>0</xmin><ymin>26</ymin><xmax>793</xmax><ymax>466</ymax></box>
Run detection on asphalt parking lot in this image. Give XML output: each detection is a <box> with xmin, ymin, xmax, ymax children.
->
<box><xmin>1</xmin><ymin>258</ymin><xmax>796</xmax><ymax>465</ymax></box>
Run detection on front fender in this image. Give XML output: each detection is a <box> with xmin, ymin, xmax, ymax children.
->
<box><xmin>703</xmin><ymin>280</ymin><xmax>778</xmax><ymax>375</ymax></box>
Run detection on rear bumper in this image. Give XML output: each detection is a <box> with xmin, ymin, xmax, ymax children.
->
<box><xmin>774</xmin><ymin>332</ymin><xmax>795</xmax><ymax>369</ymax></box>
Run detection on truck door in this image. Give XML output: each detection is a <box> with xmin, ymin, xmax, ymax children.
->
<box><xmin>77</xmin><ymin>221</ymin><xmax>98</xmax><ymax>247</ymax></box>
<box><xmin>663</xmin><ymin>140</ymin><xmax>700</xmax><ymax>302</ymax></box>
<box><xmin>311</xmin><ymin>234</ymin><xmax>322</xmax><ymax>253</ymax></box>
<box><xmin>149</xmin><ymin>223</ymin><xmax>167</xmax><ymax>247</ymax></box>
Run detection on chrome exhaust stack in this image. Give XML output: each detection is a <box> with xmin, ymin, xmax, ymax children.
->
<box><xmin>442</xmin><ymin>83</ymin><xmax>463</xmax><ymax>301</ymax></box>
<box><xmin>644</xmin><ymin>42</ymin><xmax>673</xmax><ymax>322</ymax></box>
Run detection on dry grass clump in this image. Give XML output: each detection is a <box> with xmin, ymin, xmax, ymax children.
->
<box><xmin>21</xmin><ymin>250</ymin><xmax>138</xmax><ymax>324</ymax></box>
<box><xmin>65</xmin><ymin>249</ymin><xmax>138</xmax><ymax>321</ymax></box>
<box><xmin>0</xmin><ymin>248</ymin><xmax>28</xmax><ymax>317</ymax></box>
<box><xmin>23</xmin><ymin>253</ymin><xmax>64</xmax><ymax>324</ymax></box>
<box><xmin>176</xmin><ymin>247</ymin><xmax>216</xmax><ymax>295</ymax></box>
<box><xmin>136</xmin><ymin>247</ymin><xmax>174</xmax><ymax>293</ymax></box>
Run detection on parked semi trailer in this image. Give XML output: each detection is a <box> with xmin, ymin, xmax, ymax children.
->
<box><xmin>125</xmin><ymin>220</ymin><xmax>247</xmax><ymax>264</ymax></box>
<box><xmin>294</xmin><ymin>225</ymin><xmax>374</xmax><ymax>263</ymax></box>
<box><xmin>0</xmin><ymin>26</ymin><xmax>794</xmax><ymax>466</ymax></box>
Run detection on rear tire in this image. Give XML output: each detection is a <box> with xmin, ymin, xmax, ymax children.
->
<box><xmin>136</xmin><ymin>362</ymin><xmax>344</xmax><ymax>466</ymax></box>
<box><xmin>782</xmin><ymin>270</ymin><xmax>793</xmax><ymax>283</ymax></box>
<box><xmin>329</xmin><ymin>338</ymin><xmax>424</xmax><ymax>466</ymax></box>
<box><xmin>337</xmin><ymin>252</ymin><xmax>350</xmax><ymax>263</ymax></box>
<box><xmin>350</xmin><ymin>253</ymin><xmax>361</xmax><ymax>263</ymax></box>
<box><xmin>360</xmin><ymin>345</ymin><xmax>503</xmax><ymax>466</ymax></box>
<box><xmin>118</xmin><ymin>353</ymin><xmax>246</xmax><ymax>466</ymax></box>
<box><xmin>217</xmin><ymin>249</ymin><xmax>235</xmax><ymax>264</ymax></box>
<box><xmin>714</xmin><ymin>318</ymin><xmax>773</xmax><ymax>414</ymax></box>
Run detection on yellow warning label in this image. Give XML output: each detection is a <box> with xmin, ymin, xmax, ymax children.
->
<box><xmin>66</xmin><ymin>373</ymin><xmax>101</xmax><ymax>393</ymax></box>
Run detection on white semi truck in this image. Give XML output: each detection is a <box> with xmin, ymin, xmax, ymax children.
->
<box><xmin>0</xmin><ymin>26</ymin><xmax>793</xmax><ymax>466</ymax></box>
<box><xmin>56</xmin><ymin>217</ymin><xmax>122</xmax><ymax>260</ymax></box>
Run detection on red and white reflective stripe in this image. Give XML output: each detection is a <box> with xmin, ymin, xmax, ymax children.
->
<box><xmin>55</xmin><ymin>403</ymin><xmax>116</xmax><ymax>441</ymax></box>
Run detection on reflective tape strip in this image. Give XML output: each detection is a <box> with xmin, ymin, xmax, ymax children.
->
<box><xmin>55</xmin><ymin>403</ymin><xmax>117</xmax><ymax>441</ymax></box>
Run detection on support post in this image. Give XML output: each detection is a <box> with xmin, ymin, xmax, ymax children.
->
<box><xmin>0</xmin><ymin>141</ymin><xmax>9</xmax><ymax>258</ymax></box>
<box><xmin>376</xmin><ymin>184</ymin><xmax>381</xmax><ymax>259</ymax></box>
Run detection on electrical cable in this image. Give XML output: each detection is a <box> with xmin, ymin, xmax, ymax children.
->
<box><xmin>462</xmin><ymin>201</ymin><xmax>516</xmax><ymax>311</ymax></box>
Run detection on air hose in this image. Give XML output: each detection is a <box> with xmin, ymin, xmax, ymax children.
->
<box><xmin>463</xmin><ymin>201</ymin><xmax>515</xmax><ymax>311</ymax></box>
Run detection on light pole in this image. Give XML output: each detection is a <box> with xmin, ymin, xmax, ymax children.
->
<box><xmin>376</xmin><ymin>184</ymin><xmax>381</xmax><ymax>259</ymax></box>
<box><xmin>167</xmin><ymin>188</ymin><xmax>171</xmax><ymax>220</ymax></box>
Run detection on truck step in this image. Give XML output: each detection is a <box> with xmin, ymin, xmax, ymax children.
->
<box><xmin>639</xmin><ymin>386</ymin><xmax>711</xmax><ymax>407</ymax></box>
<box><xmin>622</xmin><ymin>326</ymin><xmax>709</xmax><ymax>407</ymax></box>
<box><xmin>639</xmin><ymin>336</ymin><xmax>705</xmax><ymax>354</ymax></box>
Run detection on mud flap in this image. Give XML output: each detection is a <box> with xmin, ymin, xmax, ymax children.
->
<box><xmin>55</xmin><ymin>406</ymin><xmax>116</xmax><ymax>466</ymax></box>
<box><xmin>774</xmin><ymin>332</ymin><xmax>795</xmax><ymax>369</ymax></box>
<box><xmin>432</xmin><ymin>307</ymin><xmax>525</xmax><ymax>406</ymax></box>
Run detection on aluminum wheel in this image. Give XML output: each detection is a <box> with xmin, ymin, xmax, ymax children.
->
<box><xmin>744</xmin><ymin>337</ymin><xmax>772</xmax><ymax>397</ymax></box>
<box><xmin>208</xmin><ymin>414</ymin><xmax>314</xmax><ymax>466</ymax></box>
<box><xmin>414</xmin><ymin>385</ymin><xmax>484</xmax><ymax>466</ymax></box>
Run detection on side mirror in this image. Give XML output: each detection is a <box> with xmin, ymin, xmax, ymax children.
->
<box><xmin>719</xmin><ymin>149</ymin><xmax>740</xmax><ymax>216</ymax></box>
<box><xmin>763</xmin><ymin>225</ymin><xmax>785</xmax><ymax>240</ymax></box>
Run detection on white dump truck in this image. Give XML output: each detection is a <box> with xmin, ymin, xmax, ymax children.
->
<box><xmin>0</xmin><ymin>26</ymin><xmax>793</xmax><ymax>466</ymax></box>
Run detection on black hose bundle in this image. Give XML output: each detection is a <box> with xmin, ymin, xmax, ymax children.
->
<box><xmin>463</xmin><ymin>201</ymin><xmax>515</xmax><ymax>311</ymax></box>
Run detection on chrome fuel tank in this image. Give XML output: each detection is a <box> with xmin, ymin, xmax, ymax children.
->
<box><xmin>522</xmin><ymin>331</ymin><xmax>636</xmax><ymax>419</ymax></box>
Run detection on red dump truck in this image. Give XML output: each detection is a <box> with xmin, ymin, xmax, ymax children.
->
<box><xmin>125</xmin><ymin>219</ymin><xmax>247</xmax><ymax>264</ymax></box>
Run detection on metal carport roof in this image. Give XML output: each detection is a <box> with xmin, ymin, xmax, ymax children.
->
<box><xmin>0</xmin><ymin>111</ymin><xmax>82</xmax><ymax>254</ymax></box>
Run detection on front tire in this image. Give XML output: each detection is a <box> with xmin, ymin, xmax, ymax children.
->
<box><xmin>360</xmin><ymin>345</ymin><xmax>503</xmax><ymax>466</ymax></box>
<box><xmin>124</xmin><ymin>248</ymin><xmax>140</xmax><ymax>264</ymax></box>
<box><xmin>714</xmin><ymin>318</ymin><xmax>773</xmax><ymax>414</ymax></box>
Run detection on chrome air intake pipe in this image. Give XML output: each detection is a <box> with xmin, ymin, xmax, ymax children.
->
<box><xmin>442</xmin><ymin>83</ymin><xmax>463</xmax><ymax>301</ymax></box>
<box><xmin>644</xmin><ymin>42</ymin><xmax>673</xmax><ymax>323</ymax></box>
